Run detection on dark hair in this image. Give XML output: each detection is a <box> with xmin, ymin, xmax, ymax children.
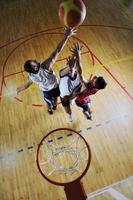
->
<box><xmin>24</xmin><ymin>60</ymin><xmax>33</xmax><ymax>73</ymax></box>
<box><xmin>24</xmin><ymin>60</ymin><xmax>40</xmax><ymax>74</ymax></box>
<box><xmin>95</xmin><ymin>76</ymin><xmax>107</xmax><ymax>89</ymax></box>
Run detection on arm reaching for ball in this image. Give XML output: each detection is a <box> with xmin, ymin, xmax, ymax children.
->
<box><xmin>42</xmin><ymin>27</ymin><xmax>77</xmax><ymax>71</ymax></box>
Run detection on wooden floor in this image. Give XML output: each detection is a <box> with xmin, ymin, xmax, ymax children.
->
<box><xmin>0</xmin><ymin>0</ymin><xmax>133</xmax><ymax>199</ymax></box>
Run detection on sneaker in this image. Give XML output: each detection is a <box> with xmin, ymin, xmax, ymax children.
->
<box><xmin>48</xmin><ymin>109</ymin><xmax>53</xmax><ymax>114</ymax></box>
<box><xmin>68</xmin><ymin>114</ymin><xmax>73</xmax><ymax>122</ymax></box>
<box><xmin>53</xmin><ymin>105</ymin><xmax>57</xmax><ymax>110</ymax></box>
<box><xmin>83</xmin><ymin>111</ymin><xmax>92</xmax><ymax>120</ymax></box>
<box><xmin>87</xmin><ymin>115</ymin><xmax>92</xmax><ymax>120</ymax></box>
<box><xmin>88</xmin><ymin>111</ymin><xmax>92</xmax><ymax>115</ymax></box>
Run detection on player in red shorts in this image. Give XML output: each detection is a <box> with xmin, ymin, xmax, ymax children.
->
<box><xmin>75</xmin><ymin>76</ymin><xmax>107</xmax><ymax>120</ymax></box>
<box><xmin>72</xmin><ymin>43</ymin><xmax>107</xmax><ymax>120</ymax></box>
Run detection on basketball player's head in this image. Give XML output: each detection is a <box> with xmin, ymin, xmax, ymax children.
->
<box><xmin>92</xmin><ymin>76</ymin><xmax>107</xmax><ymax>89</ymax></box>
<box><xmin>24</xmin><ymin>60</ymin><xmax>40</xmax><ymax>74</ymax></box>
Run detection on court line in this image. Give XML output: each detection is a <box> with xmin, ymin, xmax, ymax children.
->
<box><xmin>3</xmin><ymin>54</ymin><xmax>133</xmax><ymax>79</ymax></box>
<box><xmin>87</xmin><ymin>176</ymin><xmax>133</xmax><ymax>199</ymax></box>
<box><xmin>4</xmin><ymin>70</ymin><xmax>24</xmax><ymax>78</ymax></box>
<box><xmin>94</xmin><ymin>55</ymin><xmax>133</xmax><ymax>67</ymax></box>
<box><xmin>0</xmin><ymin>27</ymin><xmax>63</xmax><ymax>49</ymax></box>
<box><xmin>1</xmin><ymin>30</ymin><xmax>133</xmax><ymax>102</ymax></box>
<box><xmin>2</xmin><ymin>49</ymin><xmax>133</xmax><ymax>104</ymax></box>
<box><xmin>18</xmin><ymin>149</ymin><xmax>23</xmax><ymax>153</ymax></box>
<box><xmin>0</xmin><ymin>23</ymin><xmax>133</xmax><ymax>99</ymax></box>
<box><xmin>91</xmin><ymin>53</ymin><xmax>133</xmax><ymax>101</ymax></box>
<box><xmin>27</xmin><ymin>146</ymin><xmax>33</xmax><ymax>150</ymax></box>
<box><xmin>0</xmin><ymin>114</ymin><xmax>129</xmax><ymax>160</ymax></box>
<box><xmin>0</xmin><ymin>34</ymin><xmax>94</xmax><ymax>103</ymax></box>
<box><xmin>108</xmin><ymin>188</ymin><xmax>130</xmax><ymax>200</ymax></box>
<box><xmin>3</xmin><ymin>51</ymin><xmax>90</xmax><ymax>78</ymax></box>
<box><xmin>0</xmin><ymin>24</ymin><xmax>133</xmax><ymax>49</ymax></box>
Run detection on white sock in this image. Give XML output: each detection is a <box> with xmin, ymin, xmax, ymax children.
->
<box><xmin>68</xmin><ymin>114</ymin><xmax>73</xmax><ymax>122</ymax></box>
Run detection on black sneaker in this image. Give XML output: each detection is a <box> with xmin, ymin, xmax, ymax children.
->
<box><xmin>53</xmin><ymin>105</ymin><xmax>57</xmax><ymax>110</ymax></box>
<box><xmin>87</xmin><ymin>115</ymin><xmax>92</xmax><ymax>120</ymax></box>
<box><xmin>48</xmin><ymin>109</ymin><xmax>53</xmax><ymax>114</ymax></box>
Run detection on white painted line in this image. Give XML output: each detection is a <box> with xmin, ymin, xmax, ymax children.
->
<box><xmin>108</xmin><ymin>188</ymin><xmax>130</xmax><ymax>200</ymax></box>
<box><xmin>87</xmin><ymin>176</ymin><xmax>133</xmax><ymax>199</ymax></box>
<box><xmin>86</xmin><ymin>189</ymin><xmax>109</xmax><ymax>199</ymax></box>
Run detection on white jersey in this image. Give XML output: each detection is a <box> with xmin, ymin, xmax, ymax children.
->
<box><xmin>29</xmin><ymin>65</ymin><xmax>58</xmax><ymax>91</ymax></box>
<box><xmin>59</xmin><ymin>72</ymin><xmax>81</xmax><ymax>98</ymax></box>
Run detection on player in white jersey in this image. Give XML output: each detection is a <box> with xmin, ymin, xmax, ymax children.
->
<box><xmin>59</xmin><ymin>43</ymin><xmax>84</xmax><ymax>122</ymax></box>
<box><xmin>60</xmin><ymin>43</ymin><xmax>107</xmax><ymax>122</ymax></box>
<box><xmin>16</xmin><ymin>27</ymin><xmax>76</xmax><ymax>114</ymax></box>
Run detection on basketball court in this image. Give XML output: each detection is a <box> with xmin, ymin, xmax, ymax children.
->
<box><xmin>0</xmin><ymin>0</ymin><xmax>133</xmax><ymax>199</ymax></box>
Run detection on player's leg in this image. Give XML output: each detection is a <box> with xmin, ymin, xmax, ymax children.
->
<box><xmin>60</xmin><ymin>97</ymin><xmax>73</xmax><ymax>122</ymax></box>
<box><xmin>52</xmin><ymin>86</ymin><xmax>60</xmax><ymax>110</ymax></box>
<box><xmin>64</xmin><ymin>105</ymin><xmax>73</xmax><ymax>122</ymax></box>
<box><xmin>42</xmin><ymin>91</ymin><xmax>53</xmax><ymax>114</ymax></box>
<box><xmin>75</xmin><ymin>99</ymin><xmax>92</xmax><ymax>120</ymax></box>
<box><xmin>87</xmin><ymin>105</ymin><xmax>92</xmax><ymax>115</ymax></box>
<box><xmin>82</xmin><ymin>104</ymin><xmax>92</xmax><ymax>120</ymax></box>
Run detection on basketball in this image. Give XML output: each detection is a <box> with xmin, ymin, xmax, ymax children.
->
<box><xmin>58</xmin><ymin>0</ymin><xmax>86</xmax><ymax>28</ymax></box>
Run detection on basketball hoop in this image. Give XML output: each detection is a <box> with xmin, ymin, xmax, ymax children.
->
<box><xmin>36</xmin><ymin>128</ymin><xmax>91</xmax><ymax>200</ymax></box>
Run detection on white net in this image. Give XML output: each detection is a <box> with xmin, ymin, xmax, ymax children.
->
<box><xmin>41</xmin><ymin>137</ymin><xmax>87</xmax><ymax>175</ymax></box>
<box><xmin>37</xmin><ymin>129</ymin><xmax>90</xmax><ymax>183</ymax></box>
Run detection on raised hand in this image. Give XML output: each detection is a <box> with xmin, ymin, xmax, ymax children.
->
<box><xmin>66</xmin><ymin>56</ymin><xmax>76</xmax><ymax>68</ymax></box>
<box><xmin>64</xmin><ymin>27</ymin><xmax>77</xmax><ymax>38</ymax></box>
<box><xmin>71</xmin><ymin>42</ymin><xmax>83</xmax><ymax>57</ymax></box>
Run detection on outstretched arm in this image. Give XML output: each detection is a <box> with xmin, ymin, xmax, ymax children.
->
<box><xmin>71</xmin><ymin>43</ymin><xmax>84</xmax><ymax>83</ymax></box>
<box><xmin>42</xmin><ymin>27</ymin><xmax>77</xmax><ymax>70</ymax></box>
<box><xmin>16</xmin><ymin>79</ymin><xmax>33</xmax><ymax>94</ymax></box>
<box><xmin>59</xmin><ymin>55</ymin><xmax>76</xmax><ymax>77</ymax></box>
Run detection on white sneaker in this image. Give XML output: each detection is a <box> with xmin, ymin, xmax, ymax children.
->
<box><xmin>68</xmin><ymin>114</ymin><xmax>73</xmax><ymax>122</ymax></box>
<box><xmin>83</xmin><ymin>111</ymin><xmax>92</xmax><ymax>120</ymax></box>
